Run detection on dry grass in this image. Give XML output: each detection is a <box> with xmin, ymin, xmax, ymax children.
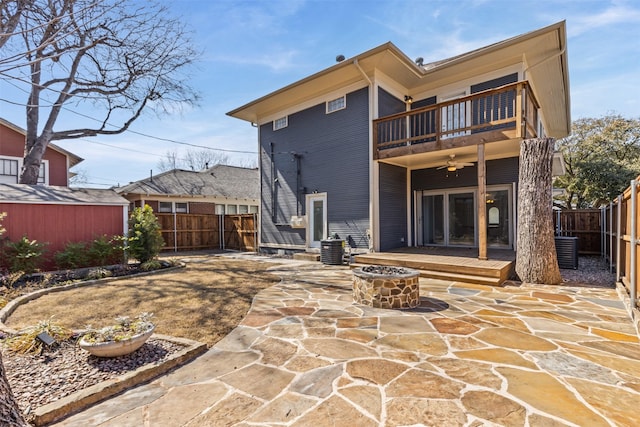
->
<box><xmin>5</xmin><ymin>258</ymin><xmax>281</xmax><ymax>346</ymax></box>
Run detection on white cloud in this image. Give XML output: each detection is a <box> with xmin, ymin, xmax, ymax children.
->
<box><xmin>568</xmin><ymin>2</ymin><xmax>640</xmax><ymax>37</ymax></box>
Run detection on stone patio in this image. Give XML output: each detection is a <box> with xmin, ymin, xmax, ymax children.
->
<box><xmin>53</xmin><ymin>254</ymin><xmax>640</xmax><ymax>426</ymax></box>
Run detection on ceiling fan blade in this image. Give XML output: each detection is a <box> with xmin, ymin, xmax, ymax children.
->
<box><xmin>460</xmin><ymin>162</ymin><xmax>474</xmax><ymax>166</ymax></box>
<box><xmin>436</xmin><ymin>165</ymin><xmax>448</xmax><ymax>170</ymax></box>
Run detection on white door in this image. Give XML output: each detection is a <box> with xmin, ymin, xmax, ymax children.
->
<box><xmin>306</xmin><ymin>193</ymin><xmax>327</xmax><ymax>249</ymax></box>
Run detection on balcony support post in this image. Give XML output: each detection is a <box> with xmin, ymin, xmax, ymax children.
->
<box><xmin>478</xmin><ymin>142</ymin><xmax>488</xmax><ymax>260</ymax></box>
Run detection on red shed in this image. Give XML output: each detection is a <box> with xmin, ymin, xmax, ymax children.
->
<box><xmin>0</xmin><ymin>184</ymin><xmax>129</xmax><ymax>270</ymax></box>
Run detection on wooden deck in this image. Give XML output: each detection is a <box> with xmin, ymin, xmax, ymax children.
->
<box><xmin>353</xmin><ymin>247</ymin><xmax>514</xmax><ymax>286</ymax></box>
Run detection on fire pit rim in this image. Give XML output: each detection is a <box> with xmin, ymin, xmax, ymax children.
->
<box><xmin>352</xmin><ymin>265</ymin><xmax>420</xmax><ymax>279</ymax></box>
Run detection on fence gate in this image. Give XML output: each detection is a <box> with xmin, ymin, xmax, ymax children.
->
<box><xmin>156</xmin><ymin>213</ymin><xmax>256</xmax><ymax>252</ymax></box>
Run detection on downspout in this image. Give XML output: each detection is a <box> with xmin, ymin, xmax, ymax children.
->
<box><xmin>630</xmin><ymin>180</ymin><xmax>637</xmax><ymax>309</ymax></box>
<box><xmin>353</xmin><ymin>58</ymin><xmax>377</xmax><ymax>252</ymax></box>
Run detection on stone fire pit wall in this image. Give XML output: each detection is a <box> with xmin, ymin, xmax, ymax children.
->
<box><xmin>352</xmin><ymin>265</ymin><xmax>420</xmax><ymax>309</ymax></box>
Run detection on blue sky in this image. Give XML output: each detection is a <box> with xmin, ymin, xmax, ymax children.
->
<box><xmin>1</xmin><ymin>0</ymin><xmax>639</xmax><ymax>188</ymax></box>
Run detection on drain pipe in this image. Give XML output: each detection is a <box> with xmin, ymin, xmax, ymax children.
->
<box><xmin>616</xmin><ymin>195</ymin><xmax>622</xmax><ymax>280</ymax></box>
<box><xmin>354</xmin><ymin>58</ymin><xmax>378</xmax><ymax>252</ymax></box>
<box><xmin>630</xmin><ymin>180</ymin><xmax>637</xmax><ymax>309</ymax></box>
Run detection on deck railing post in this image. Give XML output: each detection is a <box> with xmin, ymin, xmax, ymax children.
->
<box><xmin>630</xmin><ymin>180</ymin><xmax>637</xmax><ymax>309</ymax></box>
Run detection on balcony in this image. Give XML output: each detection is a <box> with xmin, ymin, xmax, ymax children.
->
<box><xmin>374</xmin><ymin>81</ymin><xmax>540</xmax><ymax>161</ymax></box>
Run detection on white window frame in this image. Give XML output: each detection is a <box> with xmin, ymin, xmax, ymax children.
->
<box><xmin>273</xmin><ymin>116</ymin><xmax>288</xmax><ymax>131</ymax></box>
<box><xmin>0</xmin><ymin>155</ymin><xmax>48</xmax><ymax>185</ymax></box>
<box><xmin>249</xmin><ymin>205</ymin><xmax>259</xmax><ymax>214</ymax></box>
<box><xmin>326</xmin><ymin>95</ymin><xmax>346</xmax><ymax>114</ymax></box>
<box><xmin>175</xmin><ymin>202</ymin><xmax>188</xmax><ymax>213</ymax></box>
<box><xmin>158</xmin><ymin>201</ymin><xmax>173</xmax><ymax>213</ymax></box>
<box><xmin>227</xmin><ymin>204</ymin><xmax>238</xmax><ymax>214</ymax></box>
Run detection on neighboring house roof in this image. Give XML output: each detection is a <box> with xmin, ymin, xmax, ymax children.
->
<box><xmin>115</xmin><ymin>164</ymin><xmax>259</xmax><ymax>200</ymax></box>
<box><xmin>0</xmin><ymin>117</ymin><xmax>84</xmax><ymax>168</ymax></box>
<box><xmin>0</xmin><ymin>183</ymin><xmax>128</xmax><ymax>205</ymax></box>
<box><xmin>227</xmin><ymin>21</ymin><xmax>570</xmax><ymax>139</ymax></box>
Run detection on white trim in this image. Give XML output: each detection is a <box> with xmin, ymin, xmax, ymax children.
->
<box><xmin>260</xmin><ymin>81</ymin><xmax>367</xmax><ymax>125</ymax></box>
<box><xmin>0</xmin><ymin>199</ymin><xmax>128</xmax><ymax>207</ymax></box>
<box><xmin>0</xmin><ymin>155</ymin><xmax>49</xmax><ymax>185</ymax></box>
<box><xmin>326</xmin><ymin>95</ymin><xmax>346</xmax><ymax>114</ymax></box>
<box><xmin>273</xmin><ymin>116</ymin><xmax>288</xmax><ymax>131</ymax></box>
<box><xmin>306</xmin><ymin>192</ymin><xmax>327</xmax><ymax>249</ymax></box>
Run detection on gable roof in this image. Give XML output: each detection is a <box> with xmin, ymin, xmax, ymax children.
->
<box><xmin>227</xmin><ymin>21</ymin><xmax>570</xmax><ymax>138</ymax></box>
<box><xmin>0</xmin><ymin>183</ymin><xmax>128</xmax><ymax>205</ymax></box>
<box><xmin>0</xmin><ymin>117</ymin><xmax>84</xmax><ymax>167</ymax></box>
<box><xmin>115</xmin><ymin>164</ymin><xmax>259</xmax><ymax>200</ymax></box>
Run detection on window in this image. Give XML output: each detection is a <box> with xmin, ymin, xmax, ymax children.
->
<box><xmin>158</xmin><ymin>202</ymin><xmax>172</xmax><ymax>213</ymax></box>
<box><xmin>0</xmin><ymin>156</ymin><xmax>48</xmax><ymax>184</ymax></box>
<box><xmin>326</xmin><ymin>96</ymin><xmax>346</xmax><ymax>113</ymax></box>
<box><xmin>273</xmin><ymin>116</ymin><xmax>288</xmax><ymax>131</ymax></box>
<box><xmin>227</xmin><ymin>205</ymin><xmax>237</xmax><ymax>214</ymax></box>
<box><xmin>215</xmin><ymin>204</ymin><xmax>225</xmax><ymax>215</ymax></box>
<box><xmin>238</xmin><ymin>205</ymin><xmax>248</xmax><ymax>214</ymax></box>
<box><xmin>0</xmin><ymin>158</ymin><xmax>19</xmax><ymax>184</ymax></box>
<box><xmin>249</xmin><ymin>205</ymin><xmax>259</xmax><ymax>214</ymax></box>
<box><xmin>175</xmin><ymin>202</ymin><xmax>188</xmax><ymax>213</ymax></box>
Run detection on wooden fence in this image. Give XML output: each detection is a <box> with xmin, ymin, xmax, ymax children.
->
<box><xmin>156</xmin><ymin>213</ymin><xmax>256</xmax><ymax>252</ymax></box>
<box><xmin>602</xmin><ymin>176</ymin><xmax>639</xmax><ymax>312</ymax></box>
<box><xmin>553</xmin><ymin>209</ymin><xmax>602</xmax><ymax>255</ymax></box>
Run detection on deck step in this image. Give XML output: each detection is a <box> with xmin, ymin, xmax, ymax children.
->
<box><xmin>293</xmin><ymin>252</ymin><xmax>320</xmax><ymax>262</ymax></box>
<box><xmin>349</xmin><ymin>263</ymin><xmax>502</xmax><ymax>286</ymax></box>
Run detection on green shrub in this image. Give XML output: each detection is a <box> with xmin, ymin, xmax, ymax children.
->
<box><xmin>140</xmin><ymin>259</ymin><xmax>161</xmax><ymax>271</ymax></box>
<box><xmin>54</xmin><ymin>241</ymin><xmax>89</xmax><ymax>269</ymax></box>
<box><xmin>5</xmin><ymin>236</ymin><xmax>47</xmax><ymax>273</ymax></box>
<box><xmin>88</xmin><ymin>235</ymin><xmax>124</xmax><ymax>266</ymax></box>
<box><xmin>127</xmin><ymin>205</ymin><xmax>164</xmax><ymax>263</ymax></box>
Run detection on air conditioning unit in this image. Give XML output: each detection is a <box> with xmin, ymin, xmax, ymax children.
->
<box><xmin>290</xmin><ymin>215</ymin><xmax>306</xmax><ymax>228</ymax></box>
<box><xmin>555</xmin><ymin>236</ymin><xmax>578</xmax><ymax>269</ymax></box>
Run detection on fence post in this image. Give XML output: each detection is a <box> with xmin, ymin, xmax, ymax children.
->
<box><xmin>173</xmin><ymin>212</ymin><xmax>178</xmax><ymax>252</ymax></box>
<box><xmin>616</xmin><ymin>196</ymin><xmax>622</xmax><ymax>281</ymax></box>
<box><xmin>610</xmin><ymin>201</ymin><xmax>614</xmax><ymax>273</ymax></box>
<box><xmin>630</xmin><ymin>180</ymin><xmax>637</xmax><ymax>309</ymax></box>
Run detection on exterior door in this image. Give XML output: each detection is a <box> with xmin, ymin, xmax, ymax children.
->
<box><xmin>486</xmin><ymin>187</ymin><xmax>512</xmax><ymax>248</ymax></box>
<box><xmin>307</xmin><ymin>193</ymin><xmax>327</xmax><ymax>249</ymax></box>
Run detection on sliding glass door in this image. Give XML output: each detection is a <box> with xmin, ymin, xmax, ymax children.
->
<box><xmin>415</xmin><ymin>186</ymin><xmax>512</xmax><ymax>248</ymax></box>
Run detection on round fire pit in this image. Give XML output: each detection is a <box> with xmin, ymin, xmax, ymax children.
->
<box><xmin>352</xmin><ymin>265</ymin><xmax>420</xmax><ymax>309</ymax></box>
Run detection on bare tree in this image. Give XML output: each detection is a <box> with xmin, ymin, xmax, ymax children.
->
<box><xmin>0</xmin><ymin>0</ymin><xmax>33</xmax><ymax>49</ymax></box>
<box><xmin>0</xmin><ymin>0</ymin><xmax>199</xmax><ymax>184</ymax></box>
<box><xmin>157</xmin><ymin>149</ymin><xmax>230</xmax><ymax>172</ymax></box>
<box><xmin>515</xmin><ymin>138</ymin><xmax>562</xmax><ymax>285</ymax></box>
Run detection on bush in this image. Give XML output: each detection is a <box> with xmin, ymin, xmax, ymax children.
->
<box><xmin>127</xmin><ymin>205</ymin><xmax>164</xmax><ymax>263</ymax></box>
<box><xmin>5</xmin><ymin>236</ymin><xmax>47</xmax><ymax>273</ymax></box>
<box><xmin>54</xmin><ymin>241</ymin><xmax>89</xmax><ymax>269</ymax></box>
<box><xmin>88</xmin><ymin>235</ymin><xmax>124</xmax><ymax>266</ymax></box>
<box><xmin>4</xmin><ymin>317</ymin><xmax>73</xmax><ymax>354</ymax></box>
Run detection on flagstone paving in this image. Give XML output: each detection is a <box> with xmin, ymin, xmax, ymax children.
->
<box><xmin>54</xmin><ymin>255</ymin><xmax>640</xmax><ymax>426</ymax></box>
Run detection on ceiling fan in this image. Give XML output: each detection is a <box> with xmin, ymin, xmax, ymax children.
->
<box><xmin>436</xmin><ymin>154</ymin><xmax>474</xmax><ymax>172</ymax></box>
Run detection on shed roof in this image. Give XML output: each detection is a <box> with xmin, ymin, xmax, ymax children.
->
<box><xmin>0</xmin><ymin>184</ymin><xmax>128</xmax><ymax>205</ymax></box>
<box><xmin>115</xmin><ymin>164</ymin><xmax>259</xmax><ymax>200</ymax></box>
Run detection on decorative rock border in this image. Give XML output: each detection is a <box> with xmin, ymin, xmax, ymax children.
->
<box><xmin>0</xmin><ymin>263</ymin><xmax>208</xmax><ymax>426</ymax></box>
<box><xmin>32</xmin><ymin>334</ymin><xmax>206</xmax><ymax>426</ymax></box>
<box><xmin>352</xmin><ymin>265</ymin><xmax>420</xmax><ymax>309</ymax></box>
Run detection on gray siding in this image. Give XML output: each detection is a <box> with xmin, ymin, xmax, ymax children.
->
<box><xmin>260</xmin><ymin>87</ymin><xmax>370</xmax><ymax>249</ymax></box>
<box><xmin>378</xmin><ymin>87</ymin><xmax>405</xmax><ymax>117</ymax></box>
<box><xmin>411</xmin><ymin>157</ymin><xmax>519</xmax><ymax>191</ymax></box>
<box><xmin>379</xmin><ymin>163</ymin><xmax>407</xmax><ymax>251</ymax></box>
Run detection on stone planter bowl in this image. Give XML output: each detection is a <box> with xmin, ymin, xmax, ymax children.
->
<box><xmin>79</xmin><ymin>326</ymin><xmax>155</xmax><ymax>358</ymax></box>
<box><xmin>352</xmin><ymin>265</ymin><xmax>420</xmax><ymax>309</ymax></box>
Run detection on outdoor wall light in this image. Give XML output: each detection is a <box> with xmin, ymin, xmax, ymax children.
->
<box><xmin>404</xmin><ymin>95</ymin><xmax>413</xmax><ymax>104</ymax></box>
<box><xmin>447</xmin><ymin>165</ymin><xmax>456</xmax><ymax>172</ymax></box>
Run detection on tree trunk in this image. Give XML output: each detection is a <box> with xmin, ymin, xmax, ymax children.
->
<box><xmin>516</xmin><ymin>137</ymin><xmax>562</xmax><ymax>285</ymax></box>
<box><xmin>0</xmin><ymin>352</ymin><xmax>28</xmax><ymax>426</ymax></box>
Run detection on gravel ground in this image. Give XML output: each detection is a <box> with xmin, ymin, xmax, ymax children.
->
<box><xmin>559</xmin><ymin>255</ymin><xmax>616</xmax><ymax>288</ymax></box>
<box><xmin>3</xmin><ymin>337</ymin><xmax>184</xmax><ymax>418</ymax></box>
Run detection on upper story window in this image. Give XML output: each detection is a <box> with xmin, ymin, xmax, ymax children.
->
<box><xmin>326</xmin><ymin>96</ymin><xmax>346</xmax><ymax>114</ymax></box>
<box><xmin>273</xmin><ymin>116</ymin><xmax>288</xmax><ymax>131</ymax></box>
<box><xmin>0</xmin><ymin>158</ymin><xmax>19</xmax><ymax>184</ymax></box>
<box><xmin>0</xmin><ymin>155</ymin><xmax>47</xmax><ymax>184</ymax></box>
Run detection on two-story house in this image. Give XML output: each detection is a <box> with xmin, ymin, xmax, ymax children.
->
<box><xmin>227</xmin><ymin>21</ymin><xmax>570</xmax><ymax>262</ymax></box>
<box><xmin>0</xmin><ymin>117</ymin><xmax>82</xmax><ymax>186</ymax></box>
